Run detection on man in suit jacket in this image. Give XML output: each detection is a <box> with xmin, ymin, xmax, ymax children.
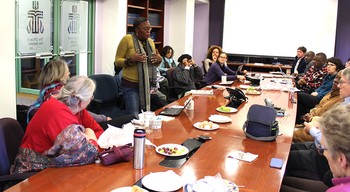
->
<box><xmin>291</xmin><ymin>46</ymin><xmax>307</xmax><ymax>77</ymax></box>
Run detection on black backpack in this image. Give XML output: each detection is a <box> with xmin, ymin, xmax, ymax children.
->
<box><xmin>243</xmin><ymin>104</ymin><xmax>279</xmax><ymax>141</ymax></box>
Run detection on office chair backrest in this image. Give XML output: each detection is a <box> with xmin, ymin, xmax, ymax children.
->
<box><xmin>89</xmin><ymin>74</ymin><xmax>119</xmax><ymax>104</ymax></box>
<box><xmin>166</xmin><ymin>68</ymin><xmax>175</xmax><ymax>88</ymax></box>
<box><xmin>0</xmin><ymin>118</ymin><xmax>24</xmax><ymax>176</ymax></box>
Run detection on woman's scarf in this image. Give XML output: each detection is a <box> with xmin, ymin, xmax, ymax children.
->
<box><xmin>27</xmin><ymin>82</ymin><xmax>63</xmax><ymax>122</ymax></box>
<box><xmin>163</xmin><ymin>57</ymin><xmax>176</xmax><ymax>68</ymax></box>
<box><xmin>131</xmin><ymin>33</ymin><xmax>157</xmax><ymax>111</ymax></box>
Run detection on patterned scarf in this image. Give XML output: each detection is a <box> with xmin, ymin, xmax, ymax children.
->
<box><xmin>131</xmin><ymin>33</ymin><xmax>157</xmax><ymax>111</ymax></box>
<box><xmin>27</xmin><ymin>82</ymin><xmax>63</xmax><ymax>122</ymax></box>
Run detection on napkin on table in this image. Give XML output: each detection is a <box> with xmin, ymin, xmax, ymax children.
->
<box><xmin>227</xmin><ymin>151</ymin><xmax>258</xmax><ymax>162</ymax></box>
<box><xmin>97</xmin><ymin>123</ymin><xmax>155</xmax><ymax>149</ymax></box>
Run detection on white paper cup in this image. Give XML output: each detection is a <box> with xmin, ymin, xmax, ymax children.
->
<box><xmin>221</xmin><ymin>75</ymin><xmax>227</xmax><ymax>83</ymax></box>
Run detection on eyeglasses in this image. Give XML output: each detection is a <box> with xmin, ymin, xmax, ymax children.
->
<box><xmin>316</xmin><ymin>144</ymin><xmax>328</xmax><ymax>155</ymax></box>
<box><xmin>139</xmin><ymin>27</ymin><xmax>152</xmax><ymax>31</ymax></box>
<box><xmin>219</xmin><ymin>56</ymin><xmax>227</xmax><ymax>59</ymax></box>
<box><xmin>338</xmin><ymin>80</ymin><xmax>350</xmax><ymax>85</ymax></box>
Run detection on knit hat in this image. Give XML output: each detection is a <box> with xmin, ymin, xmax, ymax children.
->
<box><xmin>178</xmin><ymin>54</ymin><xmax>192</xmax><ymax>63</ymax></box>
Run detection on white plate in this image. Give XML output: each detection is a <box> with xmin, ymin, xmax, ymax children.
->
<box><xmin>208</xmin><ymin>115</ymin><xmax>232</xmax><ymax>123</ymax></box>
<box><xmin>219</xmin><ymin>81</ymin><xmax>234</xmax><ymax>85</ymax></box>
<box><xmin>245</xmin><ymin>91</ymin><xmax>261</xmax><ymax>95</ymax></box>
<box><xmin>111</xmin><ymin>186</ymin><xmax>148</xmax><ymax>192</ymax></box>
<box><xmin>193</xmin><ymin>122</ymin><xmax>220</xmax><ymax>130</ymax></box>
<box><xmin>156</xmin><ymin>144</ymin><xmax>189</xmax><ymax>157</ymax></box>
<box><xmin>216</xmin><ymin>106</ymin><xmax>238</xmax><ymax>113</ymax></box>
<box><xmin>142</xmin><ymin>171</ymin><xmax>184</xmax><ymax>192</ymax></box>
<box><xmin>239</xmin><ymin>84</ymin><xmax>250</xmax><ymax>89</ymax></box>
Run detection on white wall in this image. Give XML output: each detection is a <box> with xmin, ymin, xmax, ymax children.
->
<box><xmin>0</xmin><ymin>1</ymin><xmax>16</xmax><ymax>118</ymax></box>
<box><xmin>95</xmin><ymin>0</ymin><xmax>127</xmax><ymax>75</ymax></box>
<box><xmin>193</xmin><ymin>2</ymin><xmax>209</xmax><ymax>67</ymax></box>
<box><xmin>167</xmin><ymin>0</ymin><xmax>195</xmax><ymax>62</ymax></box>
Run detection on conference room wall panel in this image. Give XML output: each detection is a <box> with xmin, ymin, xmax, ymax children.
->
<box><xmin>209</xmin><ymin>0</ymin><xmax>350</xmax><ymax>63</ymax></box>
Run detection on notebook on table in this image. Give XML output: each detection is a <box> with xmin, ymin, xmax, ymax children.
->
<box><xmin>159</xmin><ymin>99</ymin><xmax>191</xmax><ymax>116</ymax></box>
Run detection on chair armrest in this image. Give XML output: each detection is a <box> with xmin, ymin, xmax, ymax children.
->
<box><xmin>88</xmin><ymin>99</ymin><xmax>102</xmax><ymax>114</ymax></box>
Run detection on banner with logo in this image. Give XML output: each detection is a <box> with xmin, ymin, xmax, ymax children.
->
<box><xmin>61</xmin><ymin>1</ymin><xmax>88</xmax><ymax>52</ymax></box>
<box><xmin>18</xmin><ymin>0</ymin><xmax>51</xmax><ymax>54</ymax></box>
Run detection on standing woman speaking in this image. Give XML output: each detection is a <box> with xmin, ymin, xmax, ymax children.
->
<box><xmin>115</xmin><ymin>17</ymin><xmax>162</xmax><ymax>117</ymax></box>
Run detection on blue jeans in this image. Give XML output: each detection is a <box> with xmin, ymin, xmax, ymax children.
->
<box><xmin>122</xmin><ymin>87</ymin><xmax>140</xmax><ymax>117</ymax></box>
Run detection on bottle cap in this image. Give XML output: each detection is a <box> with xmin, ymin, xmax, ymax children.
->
<box><xmin>134</xmin><ymin>129</ymin><xmax>146</xmax><ymax>138</ymax></box>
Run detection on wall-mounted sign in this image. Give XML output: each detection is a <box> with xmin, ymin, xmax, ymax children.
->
<box><xmin>61</xmin><ymin>1</ymin><xmax>88</xmax><ymax>52</ymax></box>
<box><xmin>18</xmin><ymin>0</ymin><xmax>51</xmax><ymax>54</ymax></box>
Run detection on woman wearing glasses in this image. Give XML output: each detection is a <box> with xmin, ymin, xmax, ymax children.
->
<box><xmin>317</xmin><ymin>104</ymin><xmax>350</xmax><ymax>191</ymax></box>
<box><xmin>203</xmin><ymin>52</ymin><xmax>245</xmax><ymax>85</ymax></box>
<box><xmin>115</xmin><ymin>17</ymin><xmax>164</xmax><ymax>117</ymax></box>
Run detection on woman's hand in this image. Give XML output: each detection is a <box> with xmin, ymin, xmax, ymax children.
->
<box><xmin>130</xmin><ymin>53</ymin><xmax>147</xmax><ymax>63</ymax></box>
<box><xmin>151</xmin><ymin>53</ymin><xmax>162</xmax><ymax>64</ymax></box>
<box><xmin>85</xmin><ymin>128</ymin><xmax>98</xmax><ymax>141</ymax></box>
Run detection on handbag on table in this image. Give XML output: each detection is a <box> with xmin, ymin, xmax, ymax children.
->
<box><xmin>98</xmin><ymin>144</ymin><xmax>133</xmax><ymax>166</ymax></box>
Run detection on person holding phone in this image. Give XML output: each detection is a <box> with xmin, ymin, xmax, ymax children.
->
<box><xmin>115</xmin><ymin>17</ymin><xmax>165</xmax><ymax>117</ymax></box>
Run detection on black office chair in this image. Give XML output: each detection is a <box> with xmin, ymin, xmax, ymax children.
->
<box><xmin>0</xmin><ymin>118</ymin><xmax>37</xmax><ymax>191</ymax></box>
<box><xmin>88</xmin><ymin>74</ymin><xmax>130</xmax><ymax>119</ymax></box>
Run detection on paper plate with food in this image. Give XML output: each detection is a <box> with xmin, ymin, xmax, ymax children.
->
<box><xmin>194</xmin><ymin>121</ymin><xmax>220</xmax><ymax>131</ymax></box>
<box><xmin>156</xmin><ymin>144</ymin><xmax>189</xmax><ymax>157</ymax></box>
<box><xmin>216</xmin><ymin>106</ymin><xmax>238</xmax><ymax>113</ymax></box>
<box><xmin>245</xmin><ymin>86</ymin><xmax>261</xmax><ymax>95</ymax></box>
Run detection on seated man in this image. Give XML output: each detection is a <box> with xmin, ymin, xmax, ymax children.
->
<box><xmin>173</xmin><ymin>54</ymin><xmax>203</xmax><ymax>97</ymax></box>
<box><xmin>293</xmin><ymin>71</ymin><xmax>343</xmax><ymax>142</ymax></box>
<box><xmin>297</xmin><ymin>52</ymin><xmax>327</xmax><ymax>93</ymax></box>
<box><xmin>302</xmin><ymin>51</ymin><xmax>315</xmax><ymax>75</ymax></box>
<box><xmin>291</xmin><ymin>46</ymin><xmax>307</xmax><ymax>79</ymax></box>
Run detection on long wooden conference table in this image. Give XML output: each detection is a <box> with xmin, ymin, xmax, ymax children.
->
<box><xmin>7</xmin><ymin>78</ymin><xmax>297</xmax><ymax>192</ymax></box>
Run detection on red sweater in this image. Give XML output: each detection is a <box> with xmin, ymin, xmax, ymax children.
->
<box><xmin>21</xmin><ymin>98</ymin><xmax>104</xmax><ymax>153</ymax></box>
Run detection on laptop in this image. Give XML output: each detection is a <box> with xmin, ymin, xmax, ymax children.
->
<box><xmin>159</xmin><ymin>98</ymin><xmax>192</xmax><ymax>116</ymax></box>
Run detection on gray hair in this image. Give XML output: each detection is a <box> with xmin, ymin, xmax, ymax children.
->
<box><xmin>319</xmin><ymin>104</ymin><xmax>350</xmax><ymax>162</ymax></box>
<box><xmin>58</xmin><ymin>76</ymin><xmax>96</xmax><ymax>107</ymax></box>
<box><xmin>342</xmin><ymin>67</ymin><xmax>350</xmax><ymax>82</ymax></box>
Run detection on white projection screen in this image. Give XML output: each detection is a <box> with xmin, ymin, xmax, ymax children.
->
<box><xmin>222</xmin><ymin>0</ymin><xmax>338</xmax><ymax>58</ymax></box>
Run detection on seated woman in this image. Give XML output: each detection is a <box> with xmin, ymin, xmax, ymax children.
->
<box><xmin>158</xmin><ymin>45</ymin><xmax>176</xmax><ymax>76</ymax></box>
<box><xmin>296</xmin><ymin>57</ymin><xmax>344</xmax><ymax>124</ymax></box>
<box><xmin>318</xmin><ymin>104</ymin><xmax>350</xmax><ymax>191</ymax></box>
<box><xmin>203</xmin><ymin>45</ymin><xmax>222</xmax><ymax>74</ymax></box>
<box><xmin>13</xmin><ymin>76</ymin><xmax>103</xmax><ymax>173</ymax></box>
<box><xmin>203</xmin><ymin>52</ymin><xmax>245</xmax><ymax>85</ymax></box>
<box><xmin>27</xmin><ymin>59</ymin><xmax>110</xmax><ymax>123</ymax></box>
<box><xmin>293</xmin><ymin>70</ymin><xmax>343</xmax><ymax>143</ymax></box>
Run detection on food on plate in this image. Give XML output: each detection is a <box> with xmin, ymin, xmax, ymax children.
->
<box><xmin>218</xmin><ymin>106</ymin><xmax>231</xmax><ymax>112</ymax></box>
<box><xmin>132</xmin><ymin>185</ymin><xmax>143</xmax><ymax>192</ymax></box>
<box><xmin>198</xmin><ymin>121</ymin><xmax>215</xmax><ymax>129</ymax></box>
<box><xmin>157</xmin><ymin>146</ymin><xmax>186</xmax><ymax>155</ymax></box>
<box><xmin>246</xmin><ymin>86</ymin><xmax>260</xmax><ymax>94</ymax></box>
